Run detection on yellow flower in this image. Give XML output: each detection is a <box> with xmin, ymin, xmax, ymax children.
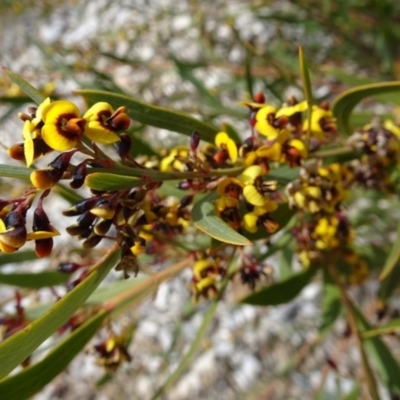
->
<box><xmin>240</xmin><ymin>165</ymin><xmax>277</xmax><ymax>207</ymax></box>
<box><xmin>215</xmin><ymin>196</ymin><xmax>241</xmax><ymax>230</ymax></box>
<box><xmin>214</xmin><ymin>131</ymin><xmax>238</xmax><ymax>163</ymax></box>
<box><xmin>243</xmin><ymin>201</ymin><xmax>278</xmax><ymax>233</ymax></box>
<box><xmin>276</xmin><ymin>100</ymin><xmax>307</xmax><ymax>118</ymax></box>
<box><xmin>41</xmin><ymin>100</ymin><xmax>86</xmax><ymax>151</ymax></box>
<box><xmin>160</xmin><ymin>146</ymin><xmax>188</xmax><ymax>172</ymax></box>
<box><xmin>216</xmin><ymin>177</ymin><xmax>243</xmax><ymax>198</ymax></box>
<box><xmin>255</xmin><ymin>105</ymin><xmax>279</xmax><ymax>140</ymax></box>
<box><xmin>83</xmin><ymin>102</ymin><xmax>129</xmax><ymax>144</ymax></box>
<box><xmin>243</xmin><ymin>143</ymin><xmax>282</xmax><ymax>167</ymax></box>
<box><xmin>303</xmin><ymin>106</ymin><xmax>336</xmax><ymax>140</ymax></box>
<box><xmin>284</xmin><ymin>138</ymin><xmax>308</xmax><ymax>166</ymax></box>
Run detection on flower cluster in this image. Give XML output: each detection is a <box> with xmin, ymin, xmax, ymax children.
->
<box><xmin>348</xmin><ymin>117</ymin><xmax>400</xmax><ymax>191</ymax></box>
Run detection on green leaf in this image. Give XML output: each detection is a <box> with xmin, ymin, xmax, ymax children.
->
<box><xmin>332</xmin><ymin>81</ymin><xmax>400</xmax><ymax>136</ymax></box>
<box><xmin>0</xmin><ymin>271</ymin><xmax>69</xmax><ymax>288</ymax></box>
<box><xmin>75</xmin><ymin>89</ymin><xmax>219</xmax><ymax>143</ymax></box>
<box><xmin>241</xmin><ymin>267</ymin><xmax>317</xmax><ymax>306</ymax></box>
<box><xmin>299</xmin><ymin>46</ymin><xmax>313</xmax><ymax>107</ymax></box>
<box><xmin>0</xmin><ymin>249</ymin><xmax>119</xmax><ymax>379</ymax></box>
<box><xmin>319</xmin><ymin>269</ymin><xmax>341</xmax><ymax>337</ymax></box>
<box><xmin>356</xmin><ymin>309</ymin><xmax>400</xmax><ymax>395</ymax></box>
<box><xmin>85</xmin><ymin>172</ymin><xmax>144</xmax><ymax>191</ymax></box>
<box><xmin>86</xmin><ymin>277</ymin><xmax>145</xmax><ymax>305</ymax></box>
<box><xmin>362</xmin><ymin>317</ymin><xmax>400</xmax><ymax>339</ymax></box>
<box><xmin>379</xmin><ymin>219</ymin><xmax>400</xmax><ymax>281</ymax></box>
<box><xmin>191</xmin><ymin>191</ymin><xmax>252</xmax><ymax>246</ymax></box>
<box><xmin>0</xmin><ymin>164</ymin><xmax>31</xmax><ymax>181</ymax></box>
<box><xmin>2</xmin><ymin>68</ymin><xmax>46</xmax><ymax>105</ymax></box>
<box><xmin>279</xmin><ymin>245</ymin><xmax>293</xmax><ymax>280</ymax></box>
<box><xmin>0</xmin><ymin>250</ymin><xmax>37</xmax><ymax>267</ymax></box>
<box><xmin>0</xmin><ymin>309</ymin><xmax>108</xmax><ymax>400</ymax></box>
<box><xmin>299</xmin><ymin>46</ymin><xmax>313</xmax><ymax>141</ymax></box>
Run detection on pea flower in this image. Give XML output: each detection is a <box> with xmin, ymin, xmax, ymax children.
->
<box><xmin>216</xmin><ymin>177</ymin><xmax>243</xmax><ymax>199</ymax></box>
<box><xmin>255</xmin><ymin>105</ymin><xmax>279</xmax><ymax>140</ymax></box>
<box><xmin>83</xmin><ymin>102</ymin><xmax>130</xmax><ymax>144</ymax></box>
<box><xmin>243</xmin><ymin>201</ymin><xmax>279</xmax><ymax>233</ymax></box>
<box><xmin>240</xmin><ymin>165</ymin><xmax>277</xmax><ymax>207</ymax></box>
<box><xmin>214</xmin><ymin>131</ymin><xmax>238</xmax><ymax>163</ymax></box>
<box><xmin>215</xmin><ymin>196</ymin><xmax>241</xmax><ymax>230</ymax></box>
<box><xmin>303</xmin><ymin>105</ymin><xmax>337</xmax><ymax>139</ymax></box>
<box><xmin>41</xmin><ymin>100</ymin><xmax>86</xmax><ymax>151</ymax></box>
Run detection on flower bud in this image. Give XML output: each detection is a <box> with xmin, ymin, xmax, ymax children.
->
<box><xmin>82</xmin><ymin>233</ymin><xmax>103</xmax><ymax>249</ymax></box>
<box><xmin>94</xmin><ymin>218</ymin><xmax>112</xmax><ymax>236</ymax></box>
<box><xmin>190</xmin><ymin>131</ymin><xmax>200</xmax><ymax>153</ymax></box>
<box><xmin>90</xmin><ymin>199</ymin><xmax>115</xmax><ymax>220</ymax></box>
<box><xmin>70</xmin><ymin>161</ymin><xmax>87</xmax><ymax>189</ymax></box>
<box><xmin>57</xmin><ymin>262</ymin><xmax>84</xmax><ymax>274</ymax></box>
<box><xmin>62</xmin><ymin>197</ymin><xmax>99</xmax><ymax>217</ymax></box>
<box><xmin>30</xmin><ymin>168</ymin><xmax>64</xmax><ymax>190</ymax></box>
<box><xmin>114</xmin><ymin>133</ymin><xmax>132</xmax><ymax>160</ymax></box>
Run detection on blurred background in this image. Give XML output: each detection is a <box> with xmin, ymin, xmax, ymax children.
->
<box><xmin>1</xmin><ymin>0</ymin><xmax>400</xmax><ymax>399</ymax></box>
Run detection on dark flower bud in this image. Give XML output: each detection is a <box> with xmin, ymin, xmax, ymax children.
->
<box><xmin>90</xmin><ymin>199</ymin><xmax>115</xmax><ymax>220</ymax></box>
<box><xmin>35</xmin><ymin>237</ymin><xmax>53</xmax><ymax>258</ymax></box>
<box><xmin>114</xmin><ymin>133</ymin><xmax>132</xmax><ymax>160</ymax></box>
<box><xmin>253</xmin><ymin>92</ymin><xmax>265</xmax><ymax>104</ymax></box>
<box><xmin>49</xmin><ymin>150</ymin><xmax>77</xmax><ymax>172</ymax></box>
<box><xmin>179</xmin><ymin>194</ymin><xmax>194</xmax><ymax>209</ymax></box>
<box><xmin>94</xmin><ymin>218</ymin><xmax>112</xmax><ymax>236</ymax></box>
<box><xmin>57</xmin><ymin>262</ymin><xmax>84</xmax><ymax>274</ymax></box>
<box><xmin>70</xmin><ymin>161</ymin><xmax>87</xmax><ymax>189</ymax></box>
<box><xmin>82</xmin><ymin>233</ymin><xmax>103</xmax><ymax>249</ymax></box>
<box><xmin>66</xmin><ymin>211</ymin><xmax>96</xmax><ymax>236</ymax></box>
<box><xmin>63</xmin><ymin>197</ymin><xmax>99</xmax><ymax>217</ymax></box>
<box><xmin>190</xmin><ymin>131</ymin><xmax>200</xmax><ymax>153</ymax></box>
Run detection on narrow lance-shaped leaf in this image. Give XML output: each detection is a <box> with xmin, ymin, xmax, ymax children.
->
<box><xmin>241</xmin><ymin>267</ymin><xmax>317</xmax><ymax>306</ymax></box>
<box><xmin>0</xmin><ymin>164</ymin><xmax>32</xmax><ymax>181</ymax></box>
<box><xmin>319</xmin><ymin>269</ymin><xmax>341</xmax><ymax>337</ymax></box>
<box><xmin>356</xmin><ymin>308</ymin><xmax>400</xmax><ymax>394</ymax></box>
<box><xmin>0</xmin><ymin>249</ymin><xmax>119</xmax><ymax>379</ymax></box>
<box><xmin>75</xmin><ymin>89</ymin><xmax>219</xmax><ymax>143</ymax></box>
<box><xmin>0</xmin><ymin>250</ymin><xmax>37</xmax><ymax>267</ymax></box>
<box><xmin>2</xmin><ymin>68</ymin><xmax>46</xmax><ymax>105</ymax></box>
<box><xmin>298</xmin><ymin>46</ymin><xmax>313</xmax><ymax>142</ymax></box>
<box><xmin>85</xmin><ymin>173</ymin><xmax>145</xmax><ymax>191</ymax></box>
<box><xmin>379</xmin><ymin>219</ymin><xmax>400</xmax><ymax>281</ymax></box>
<box><xmin>0</xmin><ymin>310</ymin><xmax>108</xmax><ymax>400</ymax></box>
<box><xmin>0</xmin><ymin>271</ymin><xmax>69</xmax><ymax>289</ymax></box>
<box><xmin>192</xmin><ymin>191</ymin><xmax>252</xmax><ymax>246</ymax></box>
<box><xmin>332</xmin><ymin>81</ymin><xmax>400</xmax><ymax>136</ymax></box>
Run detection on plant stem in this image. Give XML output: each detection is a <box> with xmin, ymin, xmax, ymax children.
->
<box><xmin>89</xmin><ymin>164</ymin><xmax>245</xmax><ymax>181</ymax></box>
<box><xmin>327</xmin><ymin>264</ymin><xmax>380</xmax><ymax>400</ymax></box>
<box><xmin>313</xmin><ymin>145</ymin><xmax>355</xmax><ymax>159</ymax></box>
